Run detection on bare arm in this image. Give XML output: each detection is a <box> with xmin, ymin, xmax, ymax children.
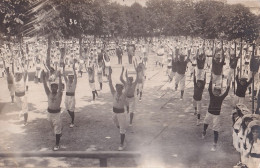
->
<box><xmin>63</xmin><ymin>64</ymin><xmax>68</xmax><ymax>83</ymax></box>
<box><xmin>120</xmin><ymin>66</ymin><xmax>126</xmax><ymax>85</ymax></box>
<box><xmin>42</xmin><ymin>70</ymin><xmax>50</xmax><ymax>96</ymax></box>
<box><xmin>73</xmin><ymin>63</ymin><xmax>77</xmax><ymax>85</ymax></box>
<box><xmin>108</xmin><ymin>67</ymin><xmax>115</xmax><ymax>95</ymax></box>
<box><xmin>57</xmin><ymin>71</ymin><xmax>62</xmax><ymax>95</ymax></box>
<box><xmin>133</xmin><ymin>69</ymin><xmax>139</xmax><ymax>87</ymax></box>
<box><xmin>133</xmin><ymin>61</ymin><xmax>137</xmax><ymax>72</ymax></box>
<box><xmin>2</xmin><ymin>57</ymin><xmax>6</xmax><ymax>69</ymax></box>
<box><xmin>23</xmin><ymin>69</ymin><xmax>28</xmax><ymax>83</ymax></box>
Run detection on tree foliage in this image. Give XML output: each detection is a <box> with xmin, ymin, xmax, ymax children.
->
<box><xmin>0</xmin><ymin>0</ymin><xmax>259</xmax><ymax>42</ymax></box>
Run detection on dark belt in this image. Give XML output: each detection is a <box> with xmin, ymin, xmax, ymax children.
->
<box><xmin>66</xmin><ymin>92</ymin><xmax>75</xmax><ymax>96</ymax></box>
<box><xmin>113</xmin><ymin>107</ymin><xmax>124</xmax><ymax>113</ymax></box>
<box><xmin>245</xmin><ymin>62</ymin><xmax>249</xmax><ymax>65</ymax></box>
<box><xmin>15</xmin><ymin>92</ymin><xmax>25</xmax><ymax>97</ymax></box>
<box><xmin>192</xmin><ymin>64</ymin><xmax>197</xmax><ymax>66</ymax></box>
<box><xmin>127</xmin><ymin>95</ymin><xmax>134</xmax><ymax>98</ymax></box>
<box><xmin>47</xmin><ymin>108</ymin><xmax>61</xmax><ymax>113</ymax></box>
<box><xmin>250</xmin><ymin>153</ymin><xmax>260</xmax><ymax>158</ymax></box>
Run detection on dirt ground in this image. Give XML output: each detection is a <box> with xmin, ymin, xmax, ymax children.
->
<box><xmin>0</xmin><ymin>51</ymin><xmax>243</xmax><ymax>167</ymax></box>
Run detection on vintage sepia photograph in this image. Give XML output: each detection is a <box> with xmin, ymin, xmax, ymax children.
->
<box><xmin>0</xmin><ymin>0</ymin><xmax>260</xmax><ymax>167</ymax></box>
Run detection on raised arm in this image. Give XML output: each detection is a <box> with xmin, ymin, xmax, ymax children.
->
<box><xmin>133</xmin><ymin>61</ymin><xmax>137</xmax><ymax>72</ymax></box>
<box><xmin>125</xmin><ymin>69</ymin><xmax>129</xmax><ymax>80</ymax></box>
<box><xmin>204</xmin><ymin>72</ymin><xmax>206</xmax><ymax>83</ymax></box>
<box><xmin>222</xmin><ymin>79</ymin><xmax>231</xmax><ymax>98</ymax></box>
<box><xmin>133</xmin><ymin>68</ymin><xmax>139</xmax><ymax>87</ymax></box>
<box><xmin>42</xmin><ymin>70</ymin><xmax>50</xmax><ymax>96</ymax></box>
<box><xmin>247</xmin><ymin>75</ymin><xmax>253</xmax><ymax>86</ymax></box>
<box><xmin>193</xmin><ymin>69</ymin><xmax>196</xmax><ymax>84</ymax></box>
<box><xmin>73</xmin><ymin>62</ymin><xmax>77</xmax><ymax>85</ymax></box>
<box><xmin>108</xmin><ymin>67</ymin><xmax>115</xmax><ymax>95</ymax></box>
<box><xmin>120</xmin><ymin>66</ymin><xmax>126</xmax><ymax>85</ymax></box>
<box><xmin>208</xmin><ymin>78</ymin><xmax>213</xmax><ymax>96</ymax></box>
<box><xmin>23</xmin><ymin>68</ymin><xmax>28</xmax><ymax>83</ymax></box>
<box><xmin>57</xmin><ymin>71</ymin><xmax>62</xmax><ymax>94</ymax></box>
<box><xmin>63</xmin><ymin>64</ymin><xmax>68</xmax><ymax>83</ymax></box>
<box><xmin>2</xmin><ymin>57</ymin><xmax>6</xmax><ymax>69</ymax></box>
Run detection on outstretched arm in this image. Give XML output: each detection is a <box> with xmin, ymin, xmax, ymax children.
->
<box><xmin>133</xmin><ymin>61</ymin><xmax>138</xmax><ymax>72</ymax></box>
<box><xmin>204</xmin><ymin>72</ymin><xmax>206</xmax><ymax>83</ymax></box>
<box><xmin>57</xmin><ymin>71</ymin><xmax>62</xmax><ymax>95</ymax></box>
<box><xmin>2</xmin><ymin>57</ymin><xmax>6</xmax><ymax>69</ymax></box>
<box><xmin>133</xmin><ymin>68</ymin><xmax>139</xmax><ymax>87</ymax></box>
<box><xmin>42</xmin><ymin>70</ymin><xmax>50</xmax><ymax>96</ymax></box>
<box><xmin>222</xmin><ymin>81</ymin><xmax>231</xmax><ymax>98</ymax></box>
<box><xmin>23</xmin><ymin>69</ymin><xmax>28</xmax><ymax>83</ymax></box>
<box><xmin>120</xmin><ymin>66</ymin><xmax>126</xmax><ymax>85</ymax></box>
<box><xmin>193</xmin><ymin>69</ymin><xmax>196</xmax><ymax>84</ymax></box>
<box><xmin>63</xmin><ymin>64</ymin><xmax>68</xmax><ymax>83</ymax></box>
<box><xmin>108</xmin><ymin>67</ymin><xmax>115</xmax><ymax>95</ymax></box>
<box><xmin>208</xmin><ymin>77</ymin><xmax>213</xmax><ymax>96</ymax></box>
<box><xmin>73</xmin><ymin>62</ymin><xmax>77</xmax><ymax>85</ymax></box>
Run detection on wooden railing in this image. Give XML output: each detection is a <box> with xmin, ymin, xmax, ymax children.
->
<box><xmin>0</xmin><ymin>151</ymin><xmax>141</xmax><ymax>167</ymax></box>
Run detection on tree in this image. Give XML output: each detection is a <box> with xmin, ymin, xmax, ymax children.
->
<box><xmin>107</xmin><ymin>2</ymin><xmax>128</xmax><ymax>37</ymax></box>
<box><xmin>125</xmin><ymin>2</ymin><xmax>148</xmax><ymax>37</ymax></box>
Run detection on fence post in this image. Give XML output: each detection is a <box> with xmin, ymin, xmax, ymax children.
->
<box><xmin>99</xmin><ymin>158</ymin><xmax>107</xmax><ymax>167</ymax></box>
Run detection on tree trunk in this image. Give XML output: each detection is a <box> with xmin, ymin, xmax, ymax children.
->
<box><xmin>252</xmin><ymin>43</ymin><xmax>256</xmax><ymax>114</ymax></box>
<box><xmin>46</xmin><ymin>35</ymin><xmax>52</xmax><ymax>69</ymax></box>
<box><xmin>79</xmin><ymin>36</ymin><xmax>82</xmax><ymax>59</ymax></box>
<box><xmin>240</xmin><ymin>37</ymin><xmax>242</xmax><ymax>78</ymax></box>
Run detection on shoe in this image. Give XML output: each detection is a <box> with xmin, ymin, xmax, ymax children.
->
<box><xmin>118</xmin><ymin>145</ymin><xmax>124</xmax><ymax>151</ymax></box>
<box><xmin>23</xmin><ymin>122</ymin><xmax>28</xmax><ymax>126</ymax></box>
<box><xmin>180</xmin><ymin>97</ymin><xmax>183</xmax><ymax>100</ymax></box>
<box><xmin>53</xmin><ymin>145</ymin><xmax>60</xmax><ymax>151</ymax></box>
<box><xmin>69</xmin><ymin>123</ymin><xmax>74</xmax><ymax>128</ymax></box>
<box><xmin>139</xmin><ymin>98</ymin><xmax>142</xmax><ymax>101</ymax></box>
<box><xmin>196</xmin><ymin>120</ymin><xmax>200</xmax><ymax>126</ymax></box>
<box><xmin>129</xmin><ymin>124</ymin><xmax>133</xmax><ymax>127</ymax></box>
<box><xmin>118</xmin><ymin>142</ymin><xmax>126</xmax><ymax>151</ymax></box>
<box><xmin>210</xmin><ymin>144</ymin><xmax>217</xmax><ymax>152</ymax></box>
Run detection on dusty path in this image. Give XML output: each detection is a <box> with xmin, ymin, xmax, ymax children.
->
<box><xmin>0</xmin><ymin>52</ymin><xmax>242</xmax><ymax>167</ymax></box>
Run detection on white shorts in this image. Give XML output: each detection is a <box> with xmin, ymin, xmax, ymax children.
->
<box><xmin>175</xmin><ymin>73</ymin><xmax>186</xmax><ymax>90</ymax></box>
<box><xmin>112</xmin><ymin>113</ymin><xmax>126</xmax><ymax>134</ymax></box>
<box><xmin>126</xmin><ymin>97</ymin><xmax>135</xmax><ymax>113</ymax></box>
<box><xmin>203</xmin><ymin>112</ymin><xmax>220</xmax><ymax>132</ymax></box>
<box><xmin>36</xmin><ymin>69</ymin><xmax>41</xmax><ymax>78</ymax></box>
<box><xmin>89</xmin><ymin>82</ymin><xmax>96</xmax><ymax>91</ymax></box>
<box><xmin>137</xmin><ymin>82</ymin><xmax>144</xmax><ymax>92</ymax></box>
<box><xmin>47</xmin><ymin>112</ymin><xmax>62</xmax><ymax>134</ymax></box>
<box><xmin>65</xmin><ymin>95</ymin><xmax>75</xmax><ymax>111</ymax></box>
<box><xmin>15</xmin><ymin>95</ymin><xmax>28</xmax><ymax>114</ymax></box>
<box><xmin>193</xmin><ymin>99</ymin><xmax>202</xmax><ymax>115</ymax></box>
